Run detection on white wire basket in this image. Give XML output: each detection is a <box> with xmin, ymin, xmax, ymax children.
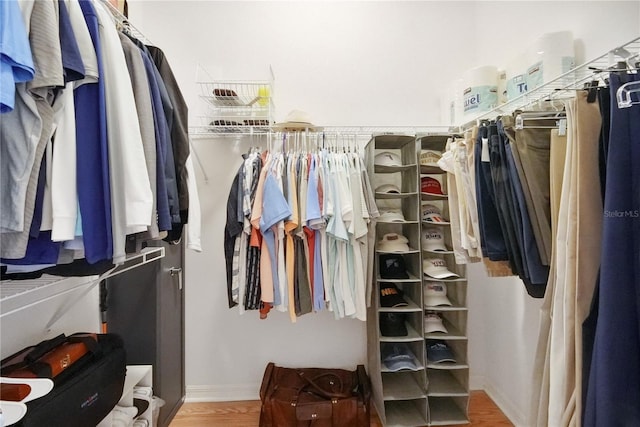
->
<box><xmin>192</xmin><ymin>65</ymin><xmax>275</xmax><ymax>134</ymax></box>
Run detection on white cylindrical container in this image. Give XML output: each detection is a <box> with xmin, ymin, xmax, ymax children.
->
<box><xmin>505</xmin><ymin>53</ymin><xmax>529</xmax><ymax>101</ymax></box>
<box><xmin>526</xmin><ymin>31</ymin><xmax>575</xmax><ymax>91</ymax></box>
<box><xmin>462</xmin><ymin>66</ymin><xmax>498</xmax><ymax>118</ymax></box>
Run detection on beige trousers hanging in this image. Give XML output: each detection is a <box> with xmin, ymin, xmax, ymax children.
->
<box><xmin>532</xmin><ymin>91</ymin><xmax>602</xmax><ymax>427</ymax></box>
<box><xmin>570</xmin><ymin>92</ymin><xmax>603</xmax><ymax>426</ymax></box>
<box><xmin>530</xmin><ymin>126</ymin><xmax>567</xmax><ymax>426</ymax></box>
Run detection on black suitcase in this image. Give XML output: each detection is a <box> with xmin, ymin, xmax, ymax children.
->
<box><xmin>6</xmin><ymin>333</ymin><xmax>127</xmax><ymax>427</ymax></box>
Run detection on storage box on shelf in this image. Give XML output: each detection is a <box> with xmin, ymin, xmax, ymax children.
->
<box><xmin>191</xmin><ymin>67</ymin><xmax>275</xmax><ymax>135</ymax></box>
<box><xmin>418</xmin><ymin>134</ymin><xmax>470</xmax><ymax>426</ymax></box>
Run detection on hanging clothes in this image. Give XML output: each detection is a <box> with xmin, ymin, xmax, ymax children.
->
<box><xmin>0</xmin><ymin>0</ymin><xmax>34</xmax><ymax>114</ymax></box>
<box><xmin>530</xmin><ymin>126</ymin><xmax>568</xmax><ymax>427</ymax></box>
<box><xmin>119</xmin><ymin>31</ymin><xmax>159</xmax><ymax>240</ymax></box>
<box><xmin>514</xmin><ymin>119</ymin><xmax>554</xmax><ymax>267</ymax></box>
<box><xmin>531</xmin><ymin>91</ymin><xmax>603</xmax><ymax>427</ymax></box>
<box><xmin>584</xmin><ymin>73</ymin><xmax>640</xmax><ymax>427</ymax></box>
<box><xmin>73</xmin><ymin>0</ymin><xmax>113</xmax><ymax>264</ymax></box>
<box><xmin>0</xmin><ymin>0</ymin><xmax>196</xmax><ymax>277</ymax></box>
<box><xmin>502</xmin><ymin>116</ymin><xmax>550</xmax><ymax>290</ymax></box>
<box><xmin>147</xmin><ymin>45</ymin><xmax>191</xmax><ymax>243</ymax></box>
<box><xmin>474</xmin><ymin>125</ymin><xmax>510</xmax><ymax>263</ymax></box>
<box><xmin>438</xmin><ymin>136</ymin><xmax>482</xmax><ymax>264</ymax></box>
<box><xmin>1</xmin><ymin>0</ymin><xmax>63</xmax><ymax>260</ymax></box>
<box><xmin>224</xmin><ymin>142</ymin><xmax>376</xmax><ymax>322</ymax></box>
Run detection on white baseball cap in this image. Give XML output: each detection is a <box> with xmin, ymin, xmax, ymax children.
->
<box><xmin>422</xmin><ymin>204</ymin><xmax>447</xmax><ymax>223</ymax></box>
<box><xmin>378</xmin><ymin>233</ymin><xmax>410</xmax><ymax>252</ymax></box>
<box><xmin>424</xmin><ymin>282</ymin><xmax>452</xmax><ymax>306</ymax></box>
<box><xmin>422</xmin><ymin>228</ymin><xmax>448</xmax><ymax>252</ymax></box>
<box><xmin>423</xmin><ymin>258</ymin><xmax>459</xmax><ymax>279</ymax></box>
<box><xmin>420</xmin><ymin>150</ymin><xmax>442</xmax><ymax>167</ymax></box>
<box><xmin>375</xmin><ymin>151</ymin><xmax>402</xmax><ymax>167</ymax></box>
<box><xmin>375</xmin><ymin>183</ymin><xmax>401</xmax><ymax>194</ymax></box>
<box><xmin>424</xmin><ymin>312</ymin><xmax>448</xmax><ymax>334</ymax></box>
<box><xmin>379</xmin><ymin>209</ymin><xmax>405</xmax><ymax>223</ymax></box>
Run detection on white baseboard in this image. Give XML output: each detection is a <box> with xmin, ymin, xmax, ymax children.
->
<box><xmin>482</xmin><ymin>379</ymin><xmax>528</xmax><ymax>427</ymax></box>
<box><xmin>185</xmin><ymin>384</ymin><xmax>260</xmax><ymax>402</ymax></box>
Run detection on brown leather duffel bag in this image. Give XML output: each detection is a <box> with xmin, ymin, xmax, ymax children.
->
<box><xmin>259</xmin><ymin>362</ymin><xmax>371</xmax><ymax>427</ymax></box>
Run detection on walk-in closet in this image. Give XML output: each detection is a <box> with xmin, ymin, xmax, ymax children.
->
<box><xmin>1</xmin><ymin>1</ymin><xmax>639</xmax><ymax>426</ymax></box>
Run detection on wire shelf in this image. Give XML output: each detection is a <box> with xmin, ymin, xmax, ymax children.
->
<box><xmin>192</xmin><ymin>66</ymin><xmax>275</xmax><ymax>135</ymax></box>
<box><xmin>457</xmin><ymin>36</ymin><xmax>640</xmax><ymax>130</ymax></box>
<box><xmin>0</xmin><ymin>247</ymin><xmax>165</xmax><ymax>318</ymax></box>
<box><xmin>320</xmin><ymin>126</ymin><xmax>451</xmax><ymax>136</ymax></box>
<box><xmin>188</xmin><ymin>126</ymin><xmax>453</xmax><ymax>139</ymax></box>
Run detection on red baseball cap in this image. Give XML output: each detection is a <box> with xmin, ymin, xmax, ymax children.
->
<box><xmin>421</xmin><ymin>177</ymin><xmax>444</xmax><ymax>195</ymax></box>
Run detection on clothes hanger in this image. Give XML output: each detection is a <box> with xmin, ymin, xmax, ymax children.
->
<box><xmin>313</xmin><ymin>133</ymin><xmax>320</xmax><ymax>153</ymax></box>
<box><xmin>616</xmin><ymin>80</ymin><xmax>640</xmax><ymax>108</ymax></box>
<box><xmin>284</xmin><ymin>133</ymin><xmax>290</xmax><ymax>154</ymax></box>
<box><xmin>514</xmin><ymin>109</ymin><xmax>566</xmax><ymax>130</ymax></box>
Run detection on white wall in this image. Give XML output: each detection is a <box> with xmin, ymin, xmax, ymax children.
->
<box><xmin>127</xmin><ymin>1</ymin><xmax>639</xmax><ymax>423</ymax></box>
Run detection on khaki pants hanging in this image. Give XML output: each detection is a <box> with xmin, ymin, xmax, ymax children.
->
<box><xmin>532</xmin><ymin>91</ymin><xmax>603</xmax><ymax>427</ymax></box>
<box><xmin>530</xmin><ymin>126</ymin><xmax>567</xmax><ymax>426</ymax></box>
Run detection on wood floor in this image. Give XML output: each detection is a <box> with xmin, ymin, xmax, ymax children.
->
<box><xmin>169</xmin><ymin>391</ymin><xmax>513</xmax><ymax>427</ymax></box>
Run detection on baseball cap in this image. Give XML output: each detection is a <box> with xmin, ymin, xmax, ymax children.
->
<box><xmin>422</xmin><ymin>228</ymin><xmax>448</xmax><ymax>252</ymax></box>
<box><xmin>422</xmin><ymin>204</ymin><xmax>446</xmax><ymax>223</ymax></box>
<box><xmin>424</xmin><ymin>282</ymin><xmax>452</xmax><ymax>306</ymax></box>
<box><xmin>423</xmin><ymin>258</ymin><xmax>459</xmax><ymax>279</ymax></box>
<box><xmin>375</xmin><ymin>183</ymin><xmax>401</xmax><ymax>194</ymax></box>
<box><xmin>379</xmin><ymin>282</ymin><xmax>408</xmax><ymax>307</ymax></box>
<box><xmin>424</xmin><ymin>312</ymin><xmax>448</xmax><ymax>334</ymax></box>
<box><xmin>379</xmin><ymin>254</ymin><xmax>409</xmax><ymax>279</ymax></box>
<box><xmin>420</xmin><ymin>150</ymin><xmax>442</xmax><ymax>167</ymax></box>
<box><xmin>379</xmin><ymin>209</ymin><xmax>405</xmax><ymax>222</ymax></box>
<box><xmin>421</xmin><ymin>177</ymin><xmax>444</xmax><ymax>195</ymax></box>
<box><xmin>381</xmin><ymin>343</ymin><xmax>420</xmax><ymax>371</ymax></box>
<box><xmin>378</xmin><ymin>233</ymin><xmax>410</xmax><ymax>252</ymax></box>
<box><xmin>426</xmin><ymin>339</ymin><xmax>456</xmax><ymax>364</ymax></box>
<box><xmin>379</xmin><ymin>312</ymin><xmax>408</xmax><ymax>337</ymax></box>
<box><xmin>374</xmin><ymin>151</ymin><xmax>402</xmax><ymax>167</ymax></box>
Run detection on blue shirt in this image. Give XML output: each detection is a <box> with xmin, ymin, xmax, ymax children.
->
<box><xmin>0</xmin><ymin>0</ymin><xmax>34</xmax><ymax>113</ymax></box>
<box><xmin>58</xmin><ymin>0</ymin><xmax>85</xmax><ymax>83</ymax></box>
<box><xmin>260</xmin><ymin>173</ymin><xmax>292</xmax><ymax>306</ymax></box>
<box><xmin>75</xmin><ymin>0</ymin><xmax>112</xmax><ymax>263</ymax></box>
<box><xmin>2</xmin><ymin>232</ymin><xmax>61</xmax><ymax>265</ymax></box>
